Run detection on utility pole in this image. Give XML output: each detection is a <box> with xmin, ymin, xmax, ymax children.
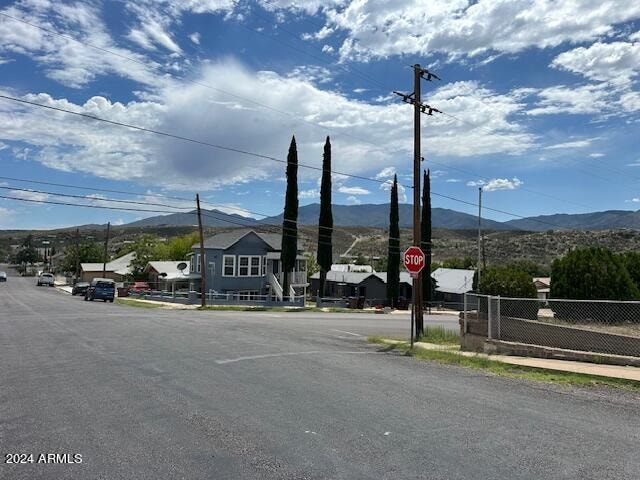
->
<box><xmin>74</xmin><ymin>227</ymin><xmax>80</xmax><ymax>282</ymax></box>
<box><xmin>102</xmin><ymin>222</ymin><xmax>110</xmax><ymax>278</ymax></box>
<box><xmin>196</xmin><ymin>194</ymin><xmax>207</xmax><ymax>308</ymax></box>
<box><xmin>412</xmin><ymin>64</ymin><xmax>423</xmax><ymax>337</ymax></box>
<box><xmin>477</xmin><ymin>187</ymin><xmax>482</xmax><ymax>286</ymax></box>
<box><xmin>394</xmin><ymin>65</ymin><xmax>441</xmax><ymax>340</ymax></box>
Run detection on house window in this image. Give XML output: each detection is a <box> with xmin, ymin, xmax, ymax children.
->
<box><xmin>196</xmin><ymin>254</ymin><xmax>201</xmax><ymax>273</ymax></box>
<box><xmin>295</xmin><ymin>259</ymin><xmax>306</xmax><ymax>272</ymax></box>
<box><xmin>238</xmin><ymin>256</ymin><xmax>261</xmax><ymax>277</ymax></box>
<box><xmin>262</xmin><ymin>256</ymin><xmax>267</xmax><ymax>276</ymax></box>
<box><xmin>223</xmin><ymin>255</ymin><xmax>235</xmax><ymax>276</ymax></box>
<box><xmin>190</xmin><ymin>255</ymin><xmax>195</xmax><ymax>273</ymax></box>
<box><xmin>251</xmin><ymin>257</ymin><xmax>261</xmax><ymax>276</ymax></box>
<box><xmin>237</xmin><ymin>290</ymin><xmax>260</xmax><ymax>300</ymax></box>
<box><xmin>238</xmin><ymin>256</ymin><xmax>249</xmax><ymax>276</ymax></box>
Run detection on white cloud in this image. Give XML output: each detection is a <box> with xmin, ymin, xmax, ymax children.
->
<box><xmin>445</xmin><ymin>178</ymin><xmax>461</xmax><ymax>183</ymax></box>
<box><xmin>551</xmin><ymin>40</ymin><xmax>640</xmax><ymax>84</ymax></box>
<box><xmin>544</xmin><ymin>139</ymin><xmax>594</xmax><ymax>150</ymax></box>
<box><xmin>311</xmin><ymin>1</ymin><xmax>640</xmax><ymax>62</ymax></box>
<box><xmin>0</xmin><ymin>61</ymin><xmax>536</xmax><ymax>191</ymax></box>
<box><xmin>0</xmin><ymin>206</ymin><xmax>14</xmax><ymax>221</ymax></box>
<box><xmin>589</xmin><ymin>153</ymin><xmax>605</xmax><ymax>158</ymax></box>
<box><xmin>346</xmin><ymin>195</ymin><xmax>361</xmax><ymax>205</ymax></box>
<box><xmin>0</xmin><ymin>2</ymin><xmax>163</xmax><ymax>88</ymax></box>
<box><xmin>189</xmin><ymin>32</ymin><xmax>201</xmax><ymax>45</ymax></box>
<box><xmin>467</xmin><ymin>177</ymin><xmax>523</xmax><ymax>192</ymax></box>
<box><xmin>299</xmin><ymin>189</ymin><xmax>320</xmax><ymax>199</ymax></box>
<box><xmin>375</xmin><ymin>167</ymin><xmax>396</xmax><ymax>179</ymax></box>
<box><xmin>379</xmin><ymin>179</ymin><xmax>407</xmax><ymax>202</ymax></box>
<box><xmin>338</xmin><ymin>185</ymin><xmax>370</xmax><ymax>195</ymax></box>
<box><xmin>9</xmin><ymin>189</ymin><xmax>49</xmax><ymax>202</ymax></box>
<box><xmin>527</xmin><ymin>84</ymin><xmax>612</xmax><ymax>116</ymax></box>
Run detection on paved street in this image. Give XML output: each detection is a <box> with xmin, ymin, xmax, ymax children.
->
<box><xmin>1</xmin><ymin>272</ymin><xmax>639</xmax><ymax>479</ymax></box>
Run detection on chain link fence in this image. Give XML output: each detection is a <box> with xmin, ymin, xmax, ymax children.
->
<box><xmin>464</xmin><ymin>293</ymin><xmax>640</xmax><ymax>358</ymax></box>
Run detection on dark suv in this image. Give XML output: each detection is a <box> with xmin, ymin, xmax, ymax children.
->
<box><xmin>85</xmin><ymin>278</ymin><xmax>115</xmax><ymax>302</ymax></box>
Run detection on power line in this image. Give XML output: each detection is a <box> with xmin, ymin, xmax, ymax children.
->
<box><xmin>0</xmin><ymin>93</ymin><xmax>415</xmax><ymax>189</ymax></box>
<box><xmin>1</xmin><ymin>10</ymin><xmax>594</xmax><ymax>219</ymax></box>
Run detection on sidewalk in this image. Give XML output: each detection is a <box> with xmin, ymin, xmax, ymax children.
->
<box><xmin>383</xmin><ymin>339</ymin><xmax>640</xmax><ymax>383</ymax></box>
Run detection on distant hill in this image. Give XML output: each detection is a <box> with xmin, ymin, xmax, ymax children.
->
<box><xmin>261</xmin><ymin>203</ymin><xmax>508</xmax><ymax>230</ymax></box>
<box><xmin>124</xmin><ymin>209</ymin><xmax>257</xmax><ymax>228</ymax></box>
<box><xmin>504</xmin><ymin>210</ymin><xmax>640</xmax><ymax>231</ymax></box>
<box><xmin>123</xmin><ymin>203</ymin><xmax>509</xmax><ymax>230</ymax></box>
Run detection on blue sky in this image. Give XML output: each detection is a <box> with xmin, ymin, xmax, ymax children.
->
<box><xmin>0</xmin><ymin>0</ymin><xmax>639</xmax><ymax>229</ymax></box>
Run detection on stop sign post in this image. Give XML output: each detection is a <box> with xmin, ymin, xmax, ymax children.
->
<box><xmin>404</xmin><ymin>246</ymin><xmax>425</xmax><ymax>347</ymax></box>
<box><xmin>404</xmin><ymin>246</ymin><xmax>425</xmax><ymax>278</ymax></box>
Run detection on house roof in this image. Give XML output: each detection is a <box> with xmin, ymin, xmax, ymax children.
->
<box><xmin>196</xmin><ymin>229</ymin><xmax>301</xmax><ymax>251</ymax></box>
<box><xmin>81</xmin><ymin>252</ymin><xmax>135</xmax><ymax>275</ymax></box>
<box><xmin>533</xmin><ymin>277</ymin><xmax>551</xmax><ymax>287</ymax></box>
<box><xmin>310</xmin><ymin>270</ymin><xmax>412</xmax><ymax>285</ymax></box>
<box><xmin>145</xmin><ymin>261</ymin><xmax>194</xmax><ymax>280</ymax></box>
<box><xmin>431</xmin><ymin>268</ymin><xmax>475</xmax><ymax>294</ymax></box>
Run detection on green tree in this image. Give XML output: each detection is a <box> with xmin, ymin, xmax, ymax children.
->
<box><xmin>15</xmin><ymin>235</ymin><xmax>40</xmax><ymax>265</ymax></box>
<box><xmin>386</xmin><ymin>175</ymin><xmax>400</xmax><ymax>307</ymax></box>
<box><xmin>509</xmin><ymin>259</ymin><xmax>549</xmax><ymax>277</ymax></box>
<box><xmin>442</xmin><ymin>256</ymin><xmax>476</xmax><ymax>270</ymax></box>
<box><xmin>60</xmin><ymin>242</ymin><xmax>104</xmax><ymax>274</ymax></box>
<box><xmin>281</xmin><ymin>135</ymin><xmax>299</xmax><ymax>300</ymax></box>
<box><xmin>551</xmin><ymin>247</ymin><xmax>639</xmax><ymax>300</ymax></box>
<box><xmin>421</xmin><ymin>169</ymin><xmax>434</xmax><ymax>320</ymax></box>
<box><xmin>478</xmin><ymin>265</ymin><xmax>537</xmax><ymax>298</ymax></box>
<box><xmin>154</xmin><ymin>232</ymin><xmax>199</xmax><ymax>260</ymax></box>
<box><xmin>373</xmin><ymin>256</ymin><xmax>387</xmax><ymax>272</ymax></box>
<box><xmin>305</xmin><ymin>253</ymin><xmax>319</xmax><ymax>283</ymax></box>
<box><xmin>316</xmin><ymin>136</ymin><xmax>333</xmax><ymax>296</ymax></box>
<box><xmin>127</xmin><ymin>235</ymin><xmax>158</xmax><ymax>279</ymax></box>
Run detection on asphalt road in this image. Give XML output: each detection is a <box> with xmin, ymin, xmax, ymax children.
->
<box><xmin>1</xmin><ymin>273</ymin><xmax>639</xmax><ymax>479</ymax></box>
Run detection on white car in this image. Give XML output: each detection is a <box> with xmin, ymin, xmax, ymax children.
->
<box><xmin>37</xmin><ymin>273</ymin><xmax>55</xmax><ymax>286</ymax></box>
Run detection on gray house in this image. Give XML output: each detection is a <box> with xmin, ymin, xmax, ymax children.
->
<box><xmin>189</xmin><ymin>230</ymin><xmax>308</xmax><ymax>300</ymax></box>
<box><xmin>309</xmin><ymin>271</ymin><xmax>412</xmax><ymax>304</ymax></box>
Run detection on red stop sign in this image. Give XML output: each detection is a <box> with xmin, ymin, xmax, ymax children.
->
<box><xmin>403</xmin><ymin>246</ymin><xmax>425</xmax><ymax>274</ymax></box>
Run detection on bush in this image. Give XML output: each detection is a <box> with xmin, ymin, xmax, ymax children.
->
<box><xmin>478</xmin><ymin>266</ymin><xmax>537</xmax><ymax>298</ymax></box>
<box><xmin>551</xmin><ymin>247</ymin><xmax>639</xmax><ymax>300</ymax></box>
<box><xmin>477</xmin><ymin>265</ymin><xmax>539</xmax><ymax>320</ymax></box>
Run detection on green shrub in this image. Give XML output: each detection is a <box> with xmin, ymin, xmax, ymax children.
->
<box><xmin>478</xmin><ymin>266</ymin><xmax>537</xmax><ymax>298</ymax></box>
<box><xmin>551</xmin><ymin>247</ymin><xmax>639</xmax><ymax>300</ymax></box>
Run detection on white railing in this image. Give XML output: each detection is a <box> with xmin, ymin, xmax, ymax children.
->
<box><xmin>268</xmin><ymin>272</ymin><xmax>283</xmax><ymax>301</ymax></box>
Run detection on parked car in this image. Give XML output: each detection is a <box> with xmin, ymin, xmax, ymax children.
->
<box><xmin>85</xmin><ymin>278</ymin><xmax>115</xmax><ymax>302</ymax></box>
<box><xmin>71</xmin><ymin>282</ymin><xmax>90</xmax><ymax>296</ymax></box>
<box><xmin>37</xmin><ymin>273</ymin><xmax>55</xmax><ymax>286</ymax></box>
<box><xmin>128</xmin><ymin>281</ymin><xmax>151</xmax><ymax>295</ymax></box>
<box><xmin>0</xmin><ymin>271</ymin><xmax>7</xmax><ymax>282</ymax></box>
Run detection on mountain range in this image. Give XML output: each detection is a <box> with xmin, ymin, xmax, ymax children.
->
<box><xmin>123</xmin><ymin>203</ymin><xmax>640</xmax><ymax>232</ymax></box>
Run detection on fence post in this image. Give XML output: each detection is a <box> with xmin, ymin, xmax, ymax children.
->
<box><xmin>487</xmin><ymin>295</ymin><xmax>493</xmax><ymax>340</ymax></box>
<box><xmin>463</xmin><ymin>293</ymin><xmax>468</xmax><ymax>334</ymax></box>
<box><xmin>496</xmin><ymin>295</ymin><xmax>501</xmax><ymax>340</ymax></box>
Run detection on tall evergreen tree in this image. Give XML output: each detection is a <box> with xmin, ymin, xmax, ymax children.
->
<box><xmin>386</xmin><ymin>175</ymin><xmax>400</xmax><ymax>307</ymax></box>
<box><xmin>421</xmin><ymin>169</ymin><xmax>433</xmax><ymax>311</ymax></box>
<box><xmin>317</xmin><ymin>136</ymin><xmax>333</xmax><ymax>297</ymax></box>
<box><xmin>281</xmin><ymin>135</ymin><xmax>299</xmax><ymax>300</ymax></box>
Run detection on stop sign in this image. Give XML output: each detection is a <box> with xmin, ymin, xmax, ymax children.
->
<box><xmin>403</xmin><ymin>246</ymin><xmax>425</xmax><ymax>276</ymax></box>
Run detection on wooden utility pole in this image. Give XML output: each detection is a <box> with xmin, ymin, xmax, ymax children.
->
<box><xmin>477</xmin><ymin>187</ymin><xmax>483</xmax><ymax>285</ymax></box>
<box><xmin>74</xmin><ymin>227</ymin><xmax>80</xmax><ymax>282</ymax></box>
<box><xmin>394</xmin><ymin>64</ymin><xmax>441</xmax><ymax>340</ymax></box>
<box><xmin>102</xmin><ymin>222</ymin><xmax>110</xmax><ymax>277</ymax></box>
<box><xmin>413</xmin><ymin>64</ymin><xmax>424</xmax><ymax>336</ymax></box>
<box><xmin>196</xmin><ymin>194</ymin><xmax>207</xmax><ymax>308</ymax></box>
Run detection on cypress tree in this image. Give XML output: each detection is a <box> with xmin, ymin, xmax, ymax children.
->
<box><xmin>317</xmin><ymin>136</ymin><xmax>333</xmax><ymax>297</ymax></box>
<box><xmin>386</xmin><ymin>175</ymin><xmax>400</xmax><ymax>307</ymax></box>
<box><xmin>281</xmin><ymin>135</ymin><xmax>299</xmax><ymax>301</ymax></box>
<box><xmin>421</xmin><ymin>169</ymin><xmax>433</xmax><ymax>310</ymax></box>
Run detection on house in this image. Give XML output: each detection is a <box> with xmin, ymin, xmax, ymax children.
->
<box><xmin>80</xmin><ymin>252</ymin><xmax>135</xmax><ymax>282</ymax></box>
<box><xmin>533</xmin><ymin>277</ymin><xmax>551</xmax><ymax>301</ymax></box>
<box><xmin>145</xmin><ymin>261</ymin><xmax>200</xmax><ymax>291</ymax></box>
<box><xmin>309</xmin><ymin>271</ymin><xmax>412</xmax><ymax>303</ymax></box>
<box><xmin>189</xmin><ymin>229</ymin><xmax>308</xmax><ymax>300</ymax></box>
<box><xmin>431</xmin><ymin>267</ymin><xmax>476</xmax><ymax>304</ymax></box>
